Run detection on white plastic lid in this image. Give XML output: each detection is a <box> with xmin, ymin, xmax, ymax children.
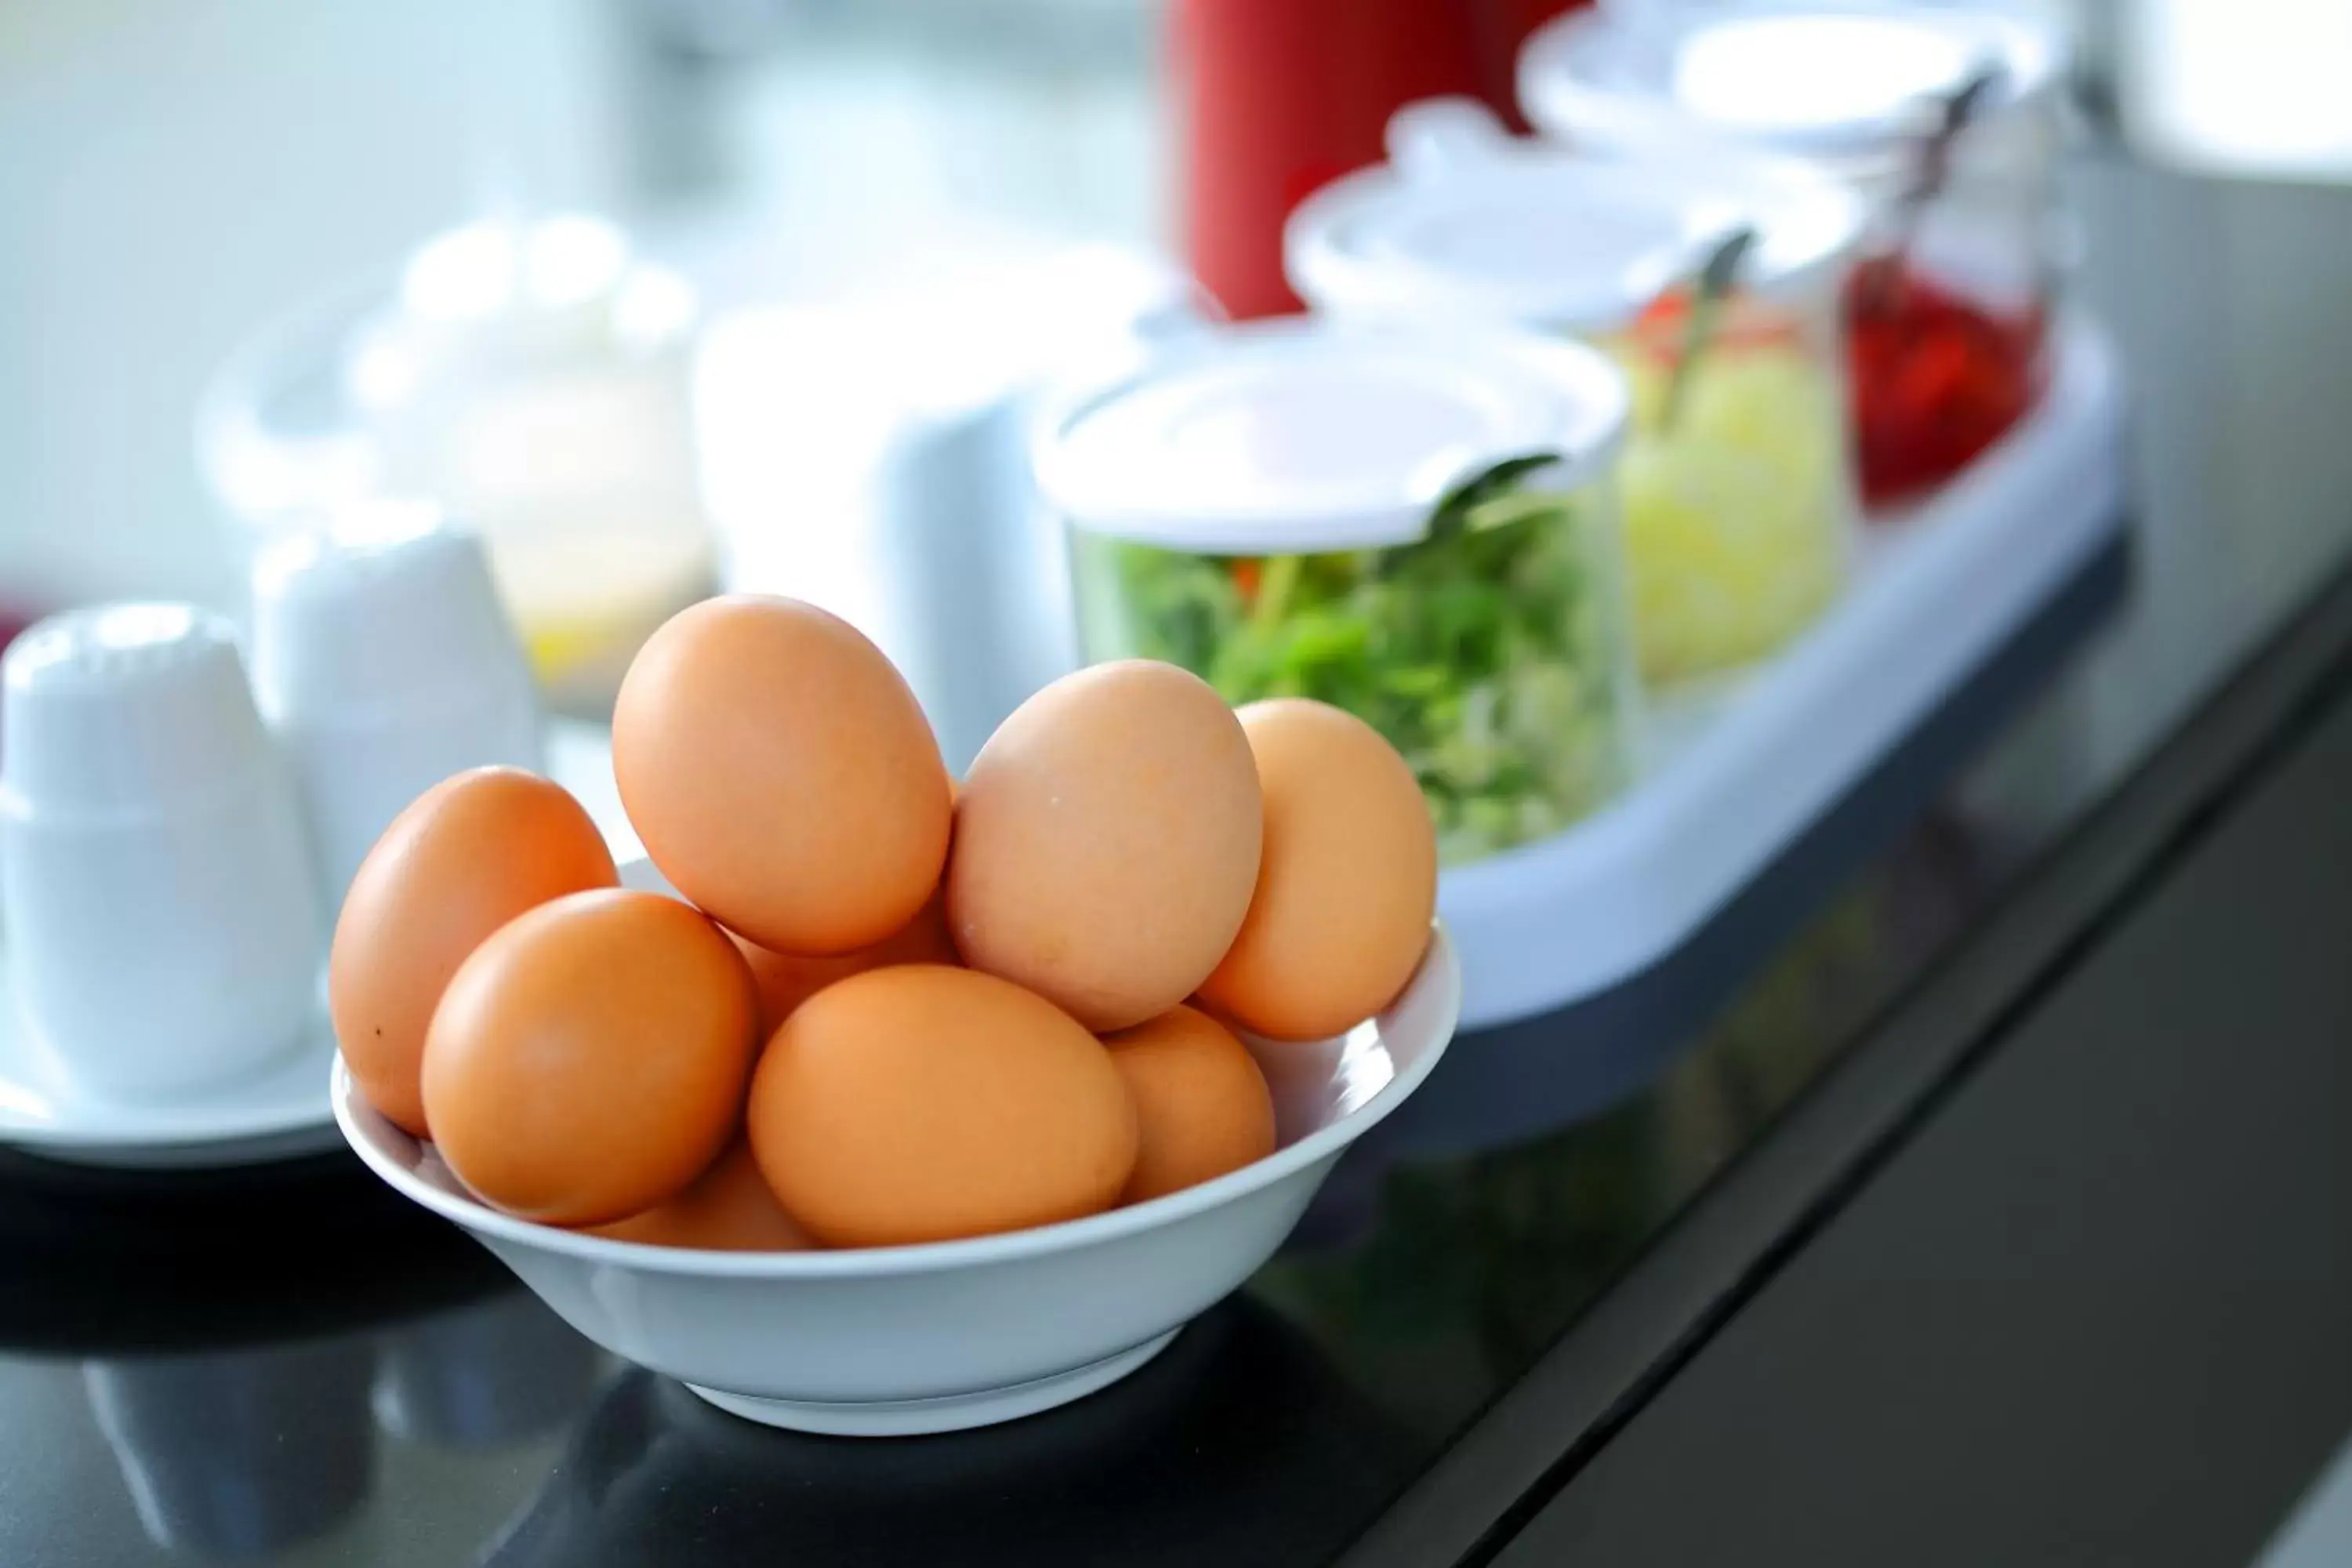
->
<box><xmin>1033</xmin><ymin>319</ymin><xmax>1628</xmax><ymax>554</ymax></box>
<box><xmin>345</xmin><ymin>215</ymin><xmax>698</xmax><ymax>411</ymax></box>
<box><xmin>1287</xmin><ymin>98</ymin><xmax>1864</xmax><ymax>331</ymax></box>
<box><xmin>1519</xmin><ymin>2</ymin><xmax>2063</xmax><ymax>166</ymax></box>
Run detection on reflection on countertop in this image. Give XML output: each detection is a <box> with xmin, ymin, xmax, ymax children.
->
<box><xmin>374</xmin><ymin>1291</ymin><xmax>605</xmax><ymax>1453</ymax></box>
<box><xmin>85</xmin><ymin>1338</ymin><xmax>379</xmax><ymax>1558</ymax></box>
<box><xmin>484</xmin><ymin>1296</ymin><xmax>1412</xmax><ymax>1568</ymax></box>
<box><xmin>1252</xmin><ymin>811</ymin><xmax>1991</xmax><ymax>1438</ymax></box>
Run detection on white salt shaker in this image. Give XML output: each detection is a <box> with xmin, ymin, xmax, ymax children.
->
<box><xmin>0</xmin><ymin>604</ymin><xmax>322</xmax><ymax>1099</ymax></box>
<box><xmin>249</xmin><ymin>503</ymin><xmax>543</xmax><ymax>915</ymax></box>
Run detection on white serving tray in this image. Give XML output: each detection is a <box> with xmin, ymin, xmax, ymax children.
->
<box><xmin>1440</xmin><ymin>316</ymin><xmax>2128</xmax><ymax>1031</ymax></box>
<box><xmin>0</xmin><ymin>972</ymin><xmax>343</xmax><ymax>1170</ymax></box>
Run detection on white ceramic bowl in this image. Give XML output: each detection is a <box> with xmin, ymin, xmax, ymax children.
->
<box><xmin>333</xmin><ymin>927</ymin><xmax>1460</xmax><ymax>1436</ymax></box>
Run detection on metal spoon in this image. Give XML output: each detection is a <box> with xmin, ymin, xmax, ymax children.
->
<box><xmin>1858</xmin><ymin>61</ymin><xmax>2006</xmax><ymax>314</ymax></box>
<box><xmin>1663</xmin><ymin>225</ymin><xmax>1759</xmax><ymax>432</ymax></box>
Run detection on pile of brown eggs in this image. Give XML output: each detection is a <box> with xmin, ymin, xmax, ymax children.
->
<box><xmin>331</xmin><ymin>594</ymin><xmax>1438</xmax><ymax>1250</ymax></box>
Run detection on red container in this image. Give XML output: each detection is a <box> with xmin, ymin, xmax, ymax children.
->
<box><xmin>1846</xmin><ymin>260</ymin><xmax>2047</xmax><ymax>510</ymax></box>
<box><xmin>1171</xmin><ymin>0</ymin><xmax>1585</xmax><ymax>321</ymax></box>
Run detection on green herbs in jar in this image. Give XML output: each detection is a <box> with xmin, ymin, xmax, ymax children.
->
<box><xmin>1069</xmin><ymin>456</ymin><xmax>1634</xmax><ymax>866</ymax></box>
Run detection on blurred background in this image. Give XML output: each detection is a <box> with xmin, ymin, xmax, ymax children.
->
<box><xmin>0</xmin><ymin>3</ymin><xmax>2327</xmax><ymax>577</ymax></box>
<box><xmin>0</xmin><ymin>0</ymin><xmax>2158</xmax><ymax>619</ymax></box>
<box><xmin>1</xmin><ymin>0</ymin><xmax>2346</xmax><ymax>700</ymax></box>
<box><xmin>0</xmin><ymin>0</ymin><xmax>1160</xmax><ymax>655</ymax></box>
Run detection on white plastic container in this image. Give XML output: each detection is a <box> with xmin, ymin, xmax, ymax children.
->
<box><xmin>1036</xmin><ymin>320</ymin><xmax>1638</xmax><ymax>866</ymax></box>
<box><xmin>1518</xmin><ymin>2</ymin><xmax>2066</xmax><ymax>205</ymax></box>
<box><xmin>249</xmin><ymin>503</ymin><xmax>543</xmax><ymax>914</ymax></box>
<box><xmin>0</xmin><ymin>605</ymin><xmax>321</xmax><ymax>1100</ymax></box>
<box><xmin>1519</xmin><ymin>2</ymin><xmax>2069</xmax><ymax>510</ymax></box>
<box><xmin>1287</xmin><ymin>99</ymin><xmax>1864</xmax><ymax>689</ymax></box>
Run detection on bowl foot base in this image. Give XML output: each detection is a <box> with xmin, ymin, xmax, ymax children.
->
<box><xmin>684</xmin><ymin>1329</ymin><xmax>1181</xmax><ymax>1436</ymax></box>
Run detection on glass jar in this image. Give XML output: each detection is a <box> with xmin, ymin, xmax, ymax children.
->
<box><xmin>1519</xmin><ymin>2</ymin><xmax>2068</xmax><ymax>510</ymax></box>
<box><xmin>198</xmin><ymin>216</ymin><xmax>717</xmax><ymax>717</ymax></box>
<box><xmin>1035</xmin><ymin>322</ymin><xmax>1636</xmax><ymax>866</ymax></box>
<box><xmin>1286</xmin><ymin>101</ymin><xmax>1864</xmax><ymax>688</ymax></box>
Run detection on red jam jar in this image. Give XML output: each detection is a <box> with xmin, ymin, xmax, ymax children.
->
<box><xmin>1519</xmin><ymin>2</ymin><xmax>2069</xmax><ymax>510</ymax></box>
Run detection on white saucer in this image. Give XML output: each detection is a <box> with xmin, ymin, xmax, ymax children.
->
<box><xmin>0</xmin><ymin>967</ymin><xmax>343</xmax><ymax>1170</ymax></box>
<box><xmin>0</xmin><ymin>730</ymin><xmax>634</xmax><ymax>1173</ymax></box>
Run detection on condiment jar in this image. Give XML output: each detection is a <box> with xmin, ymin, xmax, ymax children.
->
<box><xmin>1033</xmin><ymin>321</ymin><xmax>1635</xmax><ymax>866</ymax></box>
<box><xmin>342</xmin><ymin>216</ymin><xmax>716</xmax><ymax>715</ymax></box>
<box><xmin>1287</xmin><ymin>100</ymin><xmax>1864</xmax><ymax>688</ymax></box>
<box><xmin>1519</xmin><ymin>2</ymin><xmax>2068</xmax><ymax>510</ymax></box>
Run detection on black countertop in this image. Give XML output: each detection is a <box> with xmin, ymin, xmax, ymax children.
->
<box><xmin>9</xmin><ymin>143</ymin><xmax>2352</xmax><ymax>1566</ymax></box>
<box><xmin>1502</xmin><ymin>534</ymin><xmax>2352</xmax><ymax>1566</ymax></box>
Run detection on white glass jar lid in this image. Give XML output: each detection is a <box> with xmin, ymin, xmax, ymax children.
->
<box><xmin>346</xmin><ymin>216</ymin><xmax>698</xmax><ymax>412</ymax></box>
<box><xmin>1033</xmin><ymin>319</ymin><xmax>1629</xmax><ymax>554</ymax></box>
<box><xmin>1519</xmin><ymin>2</ymin><xmax>2063</xmax><ymax>163</ymax></box>
<box><xmin>1286</xmin><ymin>98</ymin><xmax>1863</xmax><ymax>332</ymax></box>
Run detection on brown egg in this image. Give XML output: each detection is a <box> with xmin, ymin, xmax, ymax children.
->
<box><xmin>1196</xmin><ymin>699</ymin><xmax>1437</xmax><ymax>1042</ymax></box>
<box><xmin>587</xmin><ymin>1140</ymin><xmax>813</xmax><ymax>1251</ymax></box>
<box><xmin>612</xmin><ymin>594</ymin><xmax>952</xmax><ymax>955</ymax></box>
<box><xmin>423</xmin><ymin>888</ymin><xmax>760</xmax><ymax>1226</ymax></box>
<box><xmin>1102</xmin><ymin>1005</ymin><xmax>1276</xmax><ymax>1203</ymax></box>
<box><xmin>746</xmin><ymin>965</ymin><xmax>1138</xmax><ymax>1247</ymax></box>
<box><xmin>331</xmin><ymin>767</ymin><xmax>618</xmax><ymax>1136</ymax></box>
<box><xmin>728</xmin><ymin>887</ymin><xmax>958</xmax><ymax>1036</ymax></box>
<box><xmin>948</xmin><ymin>661</ymin><xmax>1261</xmax><ymax>1032</ymax></box>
